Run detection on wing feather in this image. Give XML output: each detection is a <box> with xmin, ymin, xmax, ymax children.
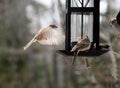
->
<box><xmin>37</xmin><ymin>27</ymin><xmax>65</xmax><ymax>45</ymax></box>
<box><xmin>24</xmin><ymin>25</ymin><xmax>65</xmax><ymax>50</ymax></box>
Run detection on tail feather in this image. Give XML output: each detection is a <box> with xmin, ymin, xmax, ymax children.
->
<box><xmin>24</xmin><ymin>38</ymin><xmax>36</xmax><ymax>50</ymax></box>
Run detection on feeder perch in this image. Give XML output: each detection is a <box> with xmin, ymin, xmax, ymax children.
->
<box><xmin>60</xmin><ymin>0</ymin><xmax>109</xmax><ymax>56</ymax></box>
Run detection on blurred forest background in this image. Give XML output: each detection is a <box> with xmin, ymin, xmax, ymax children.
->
<box><xmin>0</xmin><ymin>0</ymin><xmax>120</xmax><ymax>88</ymax></box>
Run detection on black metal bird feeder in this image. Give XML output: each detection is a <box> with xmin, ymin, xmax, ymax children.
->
<box><xmin>60</xmin><ymin>0</ymin><xmax>109</xmax><ymax>56</ymax></box>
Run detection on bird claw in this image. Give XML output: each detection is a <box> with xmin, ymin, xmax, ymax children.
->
<box><xmin>83</xmin><ymin>58</ymin><xmax>91</xmax><ymax>69</ymax></box>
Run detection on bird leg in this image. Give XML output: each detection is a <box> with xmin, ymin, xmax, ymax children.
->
<box><xmin>117</xmin><ymin>33</ymin><xmax>120</xmax><ymax>39</ymax></box>
<box><xmin>112</xmin><ymin>33</ymin><xmax>120</xmax><ymax>43</ymax></box>
<box><xmin>71</xmin><ymin>52</ymin><xmax>77</xmax><ymax>66</ymax></box>
<box><xmin>83</xmin><ymin>57</ymin><xmax>91</xmax><ymax>68</ymax></box>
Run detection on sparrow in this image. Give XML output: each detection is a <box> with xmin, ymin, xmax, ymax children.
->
<box><xmin>71</xmin><ymin>35</ymin><xmax>91</xmax><ymax>66</ymax></box>
<box><xmin>109</xmin><ymin>11</ymin><xmax>120</xmax><ymax>32</ymax></box>
<box><xmin>24</xmin><ymin>24</ymin><xmax>65</xmax><ymax>50</ymax></box>
<box><xmin>71</xmin><ymin>35</ymin><xmax>91</xmax><ymax>54</ymax></box>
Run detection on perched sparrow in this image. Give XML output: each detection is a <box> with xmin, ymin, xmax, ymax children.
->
<box><xmin>71</xmin><ymin>35</ymin><xmax>91</xmax><ymax>54</ymax></box>
<box><xmin>109</xmin><ymin>11</ymin><xmax>120</xmax><ymax>32</ymax></box>
<box><xmin>71</xmin><ymin>35</ymin><xmax>91</xmax><ymax>66</ymax></box>
<box><xmin>24</xmin><ymin>24</ymin><xmax>65</xmax><ymax>50</ymax></box>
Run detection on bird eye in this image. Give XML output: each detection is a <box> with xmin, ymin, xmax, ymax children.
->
<box><xmin>49</xmin><ymin>24</ymin><xmax>58</xmax><ymax>28</ymax></box>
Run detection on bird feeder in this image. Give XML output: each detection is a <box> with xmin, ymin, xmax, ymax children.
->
<box><xmin>60</xmin><ymin>0</ymin><xmax>109</xmax><ymax>56</ymax></box>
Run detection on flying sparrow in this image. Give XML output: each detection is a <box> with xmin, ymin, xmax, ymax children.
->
<box><xmin>24</xmin><ymin>24</ymin><xmax>65</xmax><ymax>50</ymax></box>
<box><xmin>109</xmin><ymin>11</ymin><xmax>120</xmax><ymax>32</ymax></box>
<box><xmin>71</xmin><ymin>35</ymin><xmax>91</xmax><ymax>66</ymax></box>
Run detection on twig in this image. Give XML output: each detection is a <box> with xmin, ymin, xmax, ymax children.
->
<box><xmin>78</xmin><ymin>0</ymin><xmax>82</xmax><ymax>5</ymax></box>
<box><xmin>85</xmin><ymin>0</ymin><xmax>90</xmax><ymax>7</ymax></box>
<box><xmin>74</xmin><ymin>0</ymin><xmax>79</xmax><ymax>7</ymax></box>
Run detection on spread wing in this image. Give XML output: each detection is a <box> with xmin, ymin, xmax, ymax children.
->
<box><xmin>23</xmin><ymin>27</ymin><xmax>47</xmax><ymax>50</ymax></box>
<box><xmin>24</xmin><ymin>25</ymin><xmax>65</xmax><ymax>50</ymax></box>
<box><xmin>37</xmin><ymin>27</ymin><xmax>65</xmax><ymax>45</ymax></box>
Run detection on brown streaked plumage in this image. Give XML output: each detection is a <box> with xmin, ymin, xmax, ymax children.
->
<box><xmin>71</xmin><ymin>35</ymin><xmax>91</xmax><ymax>66</ymax></box>
<box><xmin>24</xmin><ymin>24</ymin><xmax>65</xmax><ymax>50</ymax></box>
<box><xmin>71</xmin><ymin>35</ymin><xmax>90</xmax><ymax>54</ymax></box>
